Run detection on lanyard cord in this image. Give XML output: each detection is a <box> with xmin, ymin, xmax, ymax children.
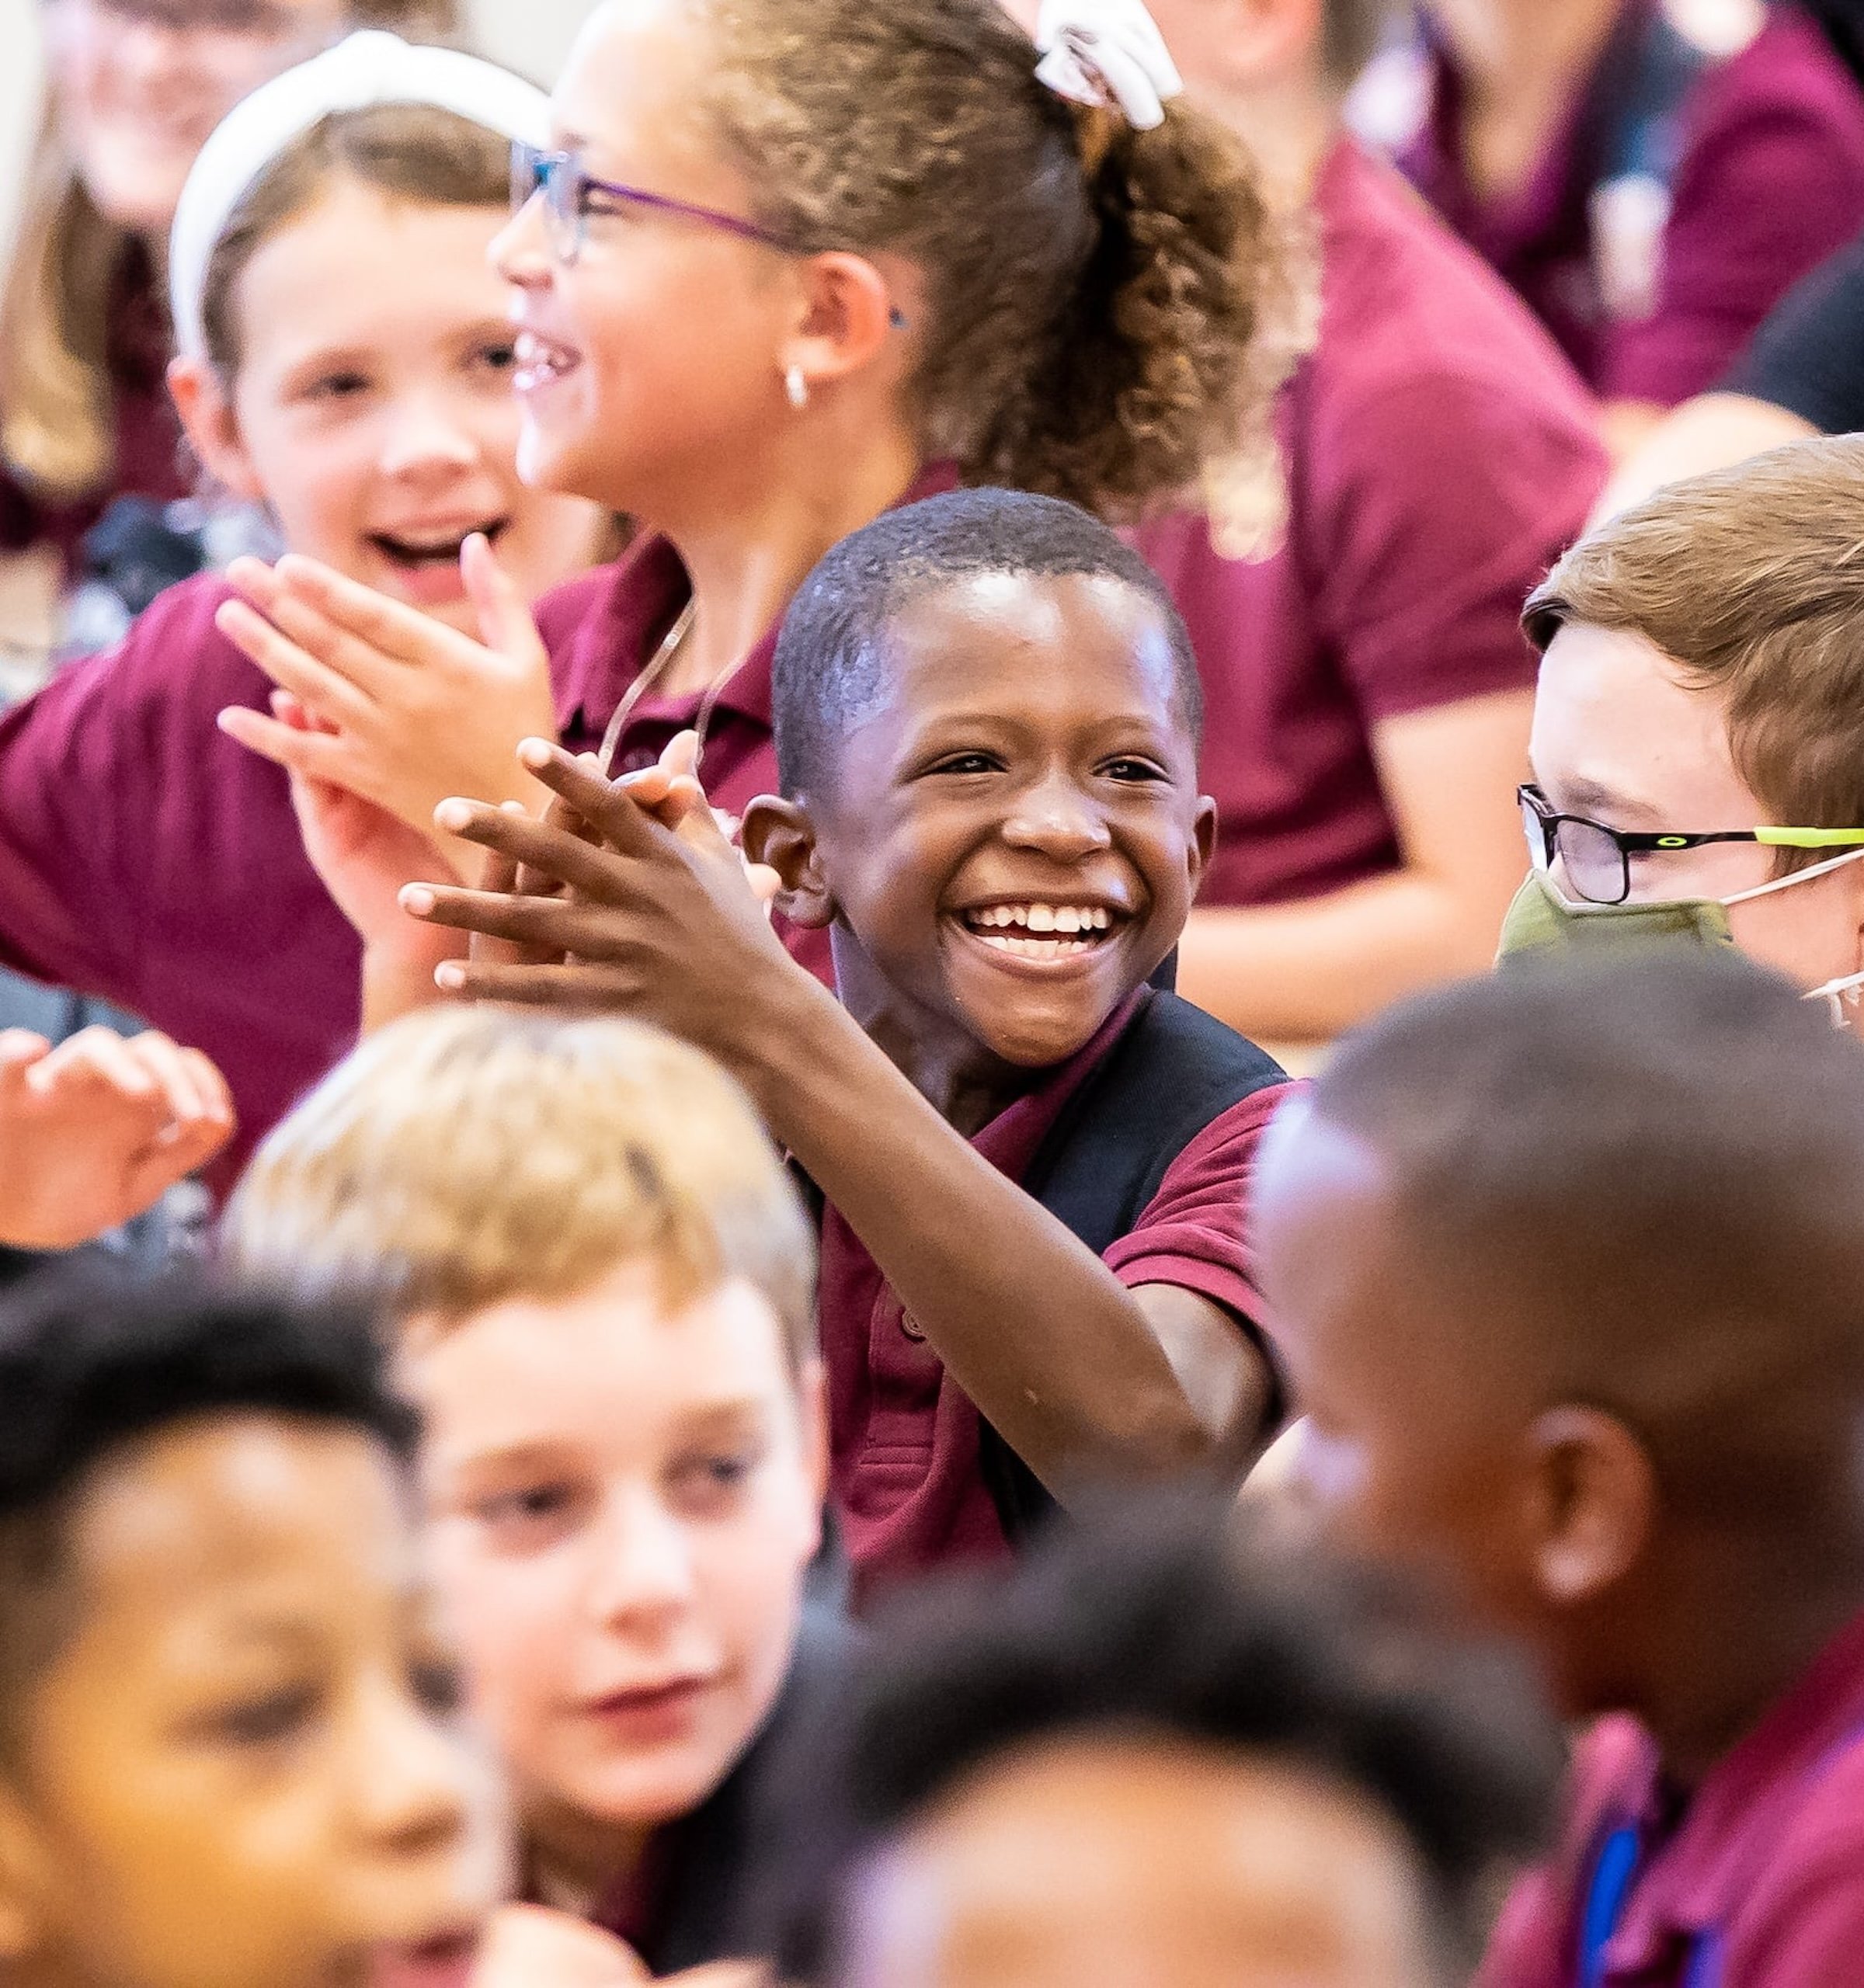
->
<box><xmin>596</xmin><ymin>600</ymin><xmax>745</xmax><ymax>781</ymax></box>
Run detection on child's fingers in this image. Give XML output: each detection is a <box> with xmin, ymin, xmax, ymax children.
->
<box><xmin>276</xmin><ymin>551</ymin><xmax>505</xmax><ymax>673</ymax></box>
<box><xmin>0</xmin><ymin>1029</ymin><xmax>51</xmax><ymax>1076</ymax></box>
<box><xmin>402</xmin><ymin>884</ymin><xmax>630</xmax><ymax>961</ymax></box>
<box><xmin>431</xmin><ymin>798</ymin><xmax>635</xmax><ymax>901</ymax></box>
<box><xmin>461</xmin><ymin>533</ymin><xmax>549</xmax><ymax>666</ymax></box>
<box><xmin>433</xmin><ymin>956</ymin><xmax>641</xmax><ymax>1010</ymax></box>
<box><xmin>33</xmin><ymin>1025</ymin><xmax>163</xmax><ymax>1105</ymax></box>
<box><xmin>217</xmin><ymin>705</ymin><xmax>358</xmax><ymax>784</ymax></box>
<box><xmin>513</xmin><ymin>739</ymin><xmax>666</xmax><ymax>857</ymax></box>
<box><xmin>214</xmin><ymin>600</ymin><xmax>379</xmax><ymax>728</ymax></box>
<box><xmin>123</xmin><ymin>1031</ymin><xmax>231</xmax><ymax>1135</ymax></box>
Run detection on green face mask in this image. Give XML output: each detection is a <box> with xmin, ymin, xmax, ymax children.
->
<box><xmin>1497</xmin><ymin>871</ymin><xmax>1737</xmax><ymax>964</ymax></box>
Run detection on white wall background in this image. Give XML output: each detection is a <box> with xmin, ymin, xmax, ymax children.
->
<box><xmin>0</xmin><ymin>0</ymin><xmax>604</xmax><ymax>249</ymax></box>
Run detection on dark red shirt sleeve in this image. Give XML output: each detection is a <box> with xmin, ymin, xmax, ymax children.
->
<box><xmin>1102</xmin><ymin>1083</ymin><xmax>1295</xmax><ymax>1322</ymax></box>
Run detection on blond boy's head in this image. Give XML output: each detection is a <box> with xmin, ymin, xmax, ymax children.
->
<box><xmin>226</xmin><ymin>1009</ymin><xmax>825</xmax><ymax>1910</ymax></box>
<box><xmin>227</xmin><ymin>1005</ymin><xmax>816</xmax><ymax>1362</ymax></box>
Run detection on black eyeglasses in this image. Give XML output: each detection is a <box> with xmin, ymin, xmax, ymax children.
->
<box><xmin>1518</xmin><ymin>784</ymin><xmax>1864</xmax><ymax>905</ymax></box>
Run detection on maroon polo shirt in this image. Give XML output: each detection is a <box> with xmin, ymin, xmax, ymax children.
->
<box><xmin>1480</xmin><ymin>1606</ymin><xmax>1864</xmax><ymax>1987</ymax></box>
<box><xmin>1396</xmin><ymin>1</ymin><xmax>1864</xmax><ymax>403</ymax></box>
<box><xmin>0</xmin><ymin>242</ymin><xmax>188</xmax><ymax>578</ymax></box>
<box><xmin>821</xmin><ymin>989</ymin><xmax>1295</xmax><ymax>1601</ymax></box>
<box><xmin>1132</xmin><ymin>138</ymin><xmax>1603</xmax><ymax>908</ymax></box>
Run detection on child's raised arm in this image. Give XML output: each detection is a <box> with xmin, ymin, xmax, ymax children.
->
<box><xmin>404</xmin><ymin>746</ymin><xmax>1275</xmax><ymax>1496</ymax></box>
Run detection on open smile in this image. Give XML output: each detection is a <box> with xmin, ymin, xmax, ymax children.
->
<box><xmin>366</xmin><ymin>517</ymin><xmax>509</xmax><ymax>574</ymax></box>
<box><xmin>512</xmin><ymin>329</ymin><xmax>582</xmax><ymax>394</ymax></box>
<box><xmin>950</xmin><ymin>899</ymin><xmax>1130</xmax><ymax>968</ymax></box>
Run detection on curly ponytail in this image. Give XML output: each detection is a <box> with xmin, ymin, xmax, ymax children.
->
<box><xmin>700</xmin><ymin>0</ymin><xmax>1297</xmax><ymax>521</ymax></box>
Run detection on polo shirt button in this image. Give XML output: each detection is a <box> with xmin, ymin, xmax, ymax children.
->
<box><xmin>615</xmin><ymin>749</ymin><xmax>655</xmax><ymax>774</ymax></box>
<box><xmin>900</xmin><ymin>1312</ymin><xmax>927</xmax><ymax>1343</ymax></box>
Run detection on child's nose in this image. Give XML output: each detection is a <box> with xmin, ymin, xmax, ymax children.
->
<box><xmin>377</xmin><ymin>398</ymin><xmax>482</xmax><ymax>481</ymax></box>
<box><xmin>1000</xmin><ymin>773</ymin><xmax>1114</xmax><ymax>858</ymax></box>
<box><xmin>345</xmin><ymin>1674</ymin><xmax>481</xmax><ymax>1855</ymax></box>
<box><xmin>492</xmin><ymin>199</ymin><xmax>552</xmax><ymax>290</ymax></box>
<box><xmin>584</xmin><ymin>1489</ymin><xmax>700</xmax><ymax>1627</ymax></box>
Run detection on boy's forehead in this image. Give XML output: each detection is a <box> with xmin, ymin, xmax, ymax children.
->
<box><xmin>874</xmin><ymin>572</ymin><xmax>1188</xmax><ymax>725</ymax></box>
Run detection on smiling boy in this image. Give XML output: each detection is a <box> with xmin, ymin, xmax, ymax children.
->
<box><xmin>401</xmin><ymin>488</ymin><xmax>1295</xmax><ymax>1594</ymax></box>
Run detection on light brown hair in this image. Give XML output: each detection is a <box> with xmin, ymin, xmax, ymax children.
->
<box><xmin>698</xmin><ymin>0</ymin><xmax>1296</xmax><ymax>521</ymax></box>
<box><xmin>222</xmin><ymin>1006</ymin><xmax>817</xmax><ymax>1372</ymax></box>
<box><xmin>1523</xmin><ymin>436</ymin><xmax>1864</xmax><ymax>855</ymax></box>
<box><xmin>0</xmin><ymin>0</ymin><xmax>461</xmax><ymax>504</ymax></box>
<box><xmin>198</xmin><ymin>97</ymin><xmax>509</xmax><ymax>377</ymax></box>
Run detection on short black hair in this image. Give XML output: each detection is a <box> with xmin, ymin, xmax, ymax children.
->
<box><xmin>1309</xmin><ymin>950</ymin><xmax>1864</xmax><ymax>1504</ymax></box>
<box><xmin>753</xmin><ymin>1499</ymin><xmax>1560</xmax><ymax>1981</ymax></box>
<box><xmin>771</xmin><ymin>488</ymin><xmax>1203</xmax><ymax>798</ymax></box>
<box><xmin>0</xmin><ymin>1267</ymin><xmax>417</xmax><ymax>1737</ymax></box>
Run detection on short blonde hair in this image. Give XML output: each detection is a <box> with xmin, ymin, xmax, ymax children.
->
<box><xmin>224</xmin><ymin>1007</ymin><xmax>816</xmax><ymax>1368</ymax></box>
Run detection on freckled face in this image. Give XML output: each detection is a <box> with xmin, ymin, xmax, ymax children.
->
<box><xmin>800</xmin><ymin>572</ymin><xmax>1215</xmax><ymax>1072</ymax></box>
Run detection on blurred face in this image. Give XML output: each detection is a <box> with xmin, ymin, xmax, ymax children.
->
<box><xmin>1530</xmin><ymin>623</ymin><xmax>1864</xmax><ymax>990</ymax></box>
<box><xmin>492</xmin><ymin>0</ymin><xmax>805</xmax><ymax>519</ymax></box>
<box><xmin>176</xmin><ymin>180</ymin><xmax>605</xmax><ymax>635</ymax></box>
<box><xmin>1252</xmin><ymin>1106</ymin><xmax>1550</xmax><ymax>1653</ymax></box>
<box><xmin>794</xmin><ymin>574</ymin><xmax>1213</xmax><ymax>1075</ymax></box>
<box><xmin>43</xmin><ymin>0</ymin><xmax>347</xmax><ymax>234</ymax></box>
<box><xmin>5</xmin><ymin>1415</ymin><xmax>507</xmax><ymax>1988</ymax></box>
<box><xmin>841</xmin><ymin>1736</ymin><xmax>1440</xmax><ymax>1988</ymax></box>
<box><xmin>411</xmin><ymin>1266</ymin><xmax>824</xmax><ymax>1889</ymax></box>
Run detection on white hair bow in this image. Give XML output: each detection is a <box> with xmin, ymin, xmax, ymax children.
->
<box><xmin>1033</xmin><ymin>0</ymin><xmax>1185</xmax><ymax>133</ymax></box>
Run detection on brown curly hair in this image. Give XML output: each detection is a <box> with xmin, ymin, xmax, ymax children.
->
<box><xmin>698</xmin><ymin>0</ymin><xmax>1290</xmax><ymax>522</ymax></box>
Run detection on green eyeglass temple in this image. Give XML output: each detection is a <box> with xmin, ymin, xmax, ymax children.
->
<box><xmin>1753</xmin><ymin>827</ymin><xmax>1864</xmax><ymax>848</ymax></box>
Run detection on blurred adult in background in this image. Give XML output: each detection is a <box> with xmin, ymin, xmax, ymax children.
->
<box><xmin>1599</xmin><ymin>223</ymin><xmax>1864</xmax><ymax>513</ymax></box>
<box><xmin>0</xmin><ymin>0</ymin><xmax>458</xmax><ymax>669</ymax></box>
<box><xmin>1372</xmin><ymin>0</ymin><xmax>1864</xmax><ymax>459</ymax></box>
<box><xmin>1007</xmin><ymin>0</ymin><xmax>1605</xmax><ymax>1044</ymax></box>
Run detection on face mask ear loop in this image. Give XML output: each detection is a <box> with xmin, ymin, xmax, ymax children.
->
<box><xmin>1720</xmin><ymin>843</ymin><xmax>1864</xmax><ymax>907</ymax></box>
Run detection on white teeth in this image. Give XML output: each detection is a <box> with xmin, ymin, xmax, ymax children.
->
<box><xmin>965</xmin><ymin>903</ymin><xmax>1115</xmax><ymax>933</ymax></box>
<box><xmin>976</xmin><ymin>933</ymin><xmax>1097</xmax><ymax>960</ymax></box>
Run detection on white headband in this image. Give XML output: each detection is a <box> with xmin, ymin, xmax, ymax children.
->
<box><xmin>1034</xmin><ymin>0</ymin><xmax>1184</xmax><ymax>134</ymax></box>
<box><xmin>169</xmin><ymin>30</ymin><xmax>549</xmax><ymax>362</ymax></box>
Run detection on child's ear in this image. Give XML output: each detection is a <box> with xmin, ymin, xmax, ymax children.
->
<box><xmin>779</xmin><ymin>251</ymin><xmax>902</xmax><ymax>398</ymax></box>
<box><xmin>1188</xmin><ymin>797</ymin><xmax>1219</xmax><ymax>899</ymax></box>
<box><xmin>0</xmin><ymin>1785</ymin><xmax>54</xmax><ymax>1962</ymax></box>
<box><xmin>742</xmin><ymin>798</ymin><xmax>836</xmax><ymax>931</ymax></box>
<box><xmin>166</xmin><ymin>356</ymin><xmax>265</xmax><ymax>503</ymax></box>
<box><xmin>1522</xmin><ymin>1405</ymin><xmax>1656</xmax><ymax>1607</ymax></box>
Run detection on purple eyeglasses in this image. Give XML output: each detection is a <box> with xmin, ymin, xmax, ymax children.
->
<box><xmin>512</xmin><ymin>143</ymin><xmax>908</xmax><ymax>327</ymax></box>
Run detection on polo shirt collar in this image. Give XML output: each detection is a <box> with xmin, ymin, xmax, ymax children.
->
<box><xmin>1603</xmin><ymin>1604</ymin><xmax>1864</xmax><ymax>1972</ymax></box>
<box><xmin>560</xmin><ymin>464</ymin><xmax>959</xmax><ymax>746</ymax></box>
